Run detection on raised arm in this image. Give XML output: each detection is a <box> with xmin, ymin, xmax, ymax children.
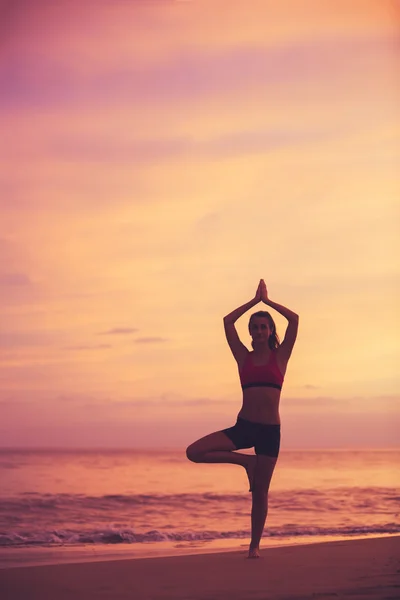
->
<box><xmin>260</xmin><ymin>280</ymin><xmax>299</xmax><ymax>360</ymax></box>
<box><xmin>223</xmin><ymin>281</ymin><xmax>262</xmax><ymax>363</ymax></box>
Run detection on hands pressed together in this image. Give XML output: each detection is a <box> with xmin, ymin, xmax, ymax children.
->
<box><xmin>254</xmin><ymin>279</ymin><xmax>269</xmax><ymax>304</ymax></box>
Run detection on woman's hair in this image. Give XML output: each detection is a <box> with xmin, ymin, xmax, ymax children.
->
<box><xmin>248</xmin><ymin>311</ymin><xmax>280</xmax><ymax>350</ymax></box>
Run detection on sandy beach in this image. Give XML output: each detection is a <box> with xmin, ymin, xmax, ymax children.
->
<box><xmin>0</xmin><ymin>536</ymin><xmax>399</xmax><ymax>600</ymax></box>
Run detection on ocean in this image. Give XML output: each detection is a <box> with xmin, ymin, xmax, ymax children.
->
<box><xmin>0</xmin><ymin>448</ymin><xmax>399</xmax><ymax>567</ymax></box>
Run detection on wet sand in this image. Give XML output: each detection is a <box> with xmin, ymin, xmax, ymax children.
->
<box><xmin>0</xmin><ymin>536</ymin><xmax>399</xmax><ymax>600</ymax></box>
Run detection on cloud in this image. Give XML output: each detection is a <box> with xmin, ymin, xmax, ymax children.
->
<box><xmin>55</xmin><ymin>393</ymin><xmax>100</xmax><ymax>403</ymax></box>
<box><xmin>9</xmin><ymin>393</ymin><xmax>392</xmax><ymax>414</ymax></box>
<box><xmin>283</xmin><ymin>396</ymin><xmax>348</xmax><ymax>408</ymax></box>
<box><xmin>194</xmin><ymin>212</ymin><xmax>221</xmax><ymax>235</ymax></box>
<box><xmin>1</xmin><ymin>406</ymin><xmax>399</xmax><ymax>449</ymax></box>
<box><xmin>64</xmin><ymin>344</ymin><xmax>112</xmax><ymax>351</ymax></box>
<box><xmin>0</xmin><ymin>238</ymin><xmax>30</xmax><ymax>271</ymax></box>
<box><xmin>98</xmin><ymin>327</ymin><xmax>138</xmax><ymax>335</ymax></box>
<box><xmin>281</xmin><ymin>395</ymin><xmax>400</xmax><ymax>413</ymax></box>
<box><xmin>134</xmin><ymin>337</ymin><xmax>169</xmax><ymax>344</ymax></box>
<box><xmin>10</xmin><ymin>393</ymin><xmax>226</xmax><ymax>410</ymax></box>
<box><xmin>78</xmin><ymin>395</ymin><xmax>227</xmax><ymax>411</ymax></box>
<box><xmin>1</xmin><ymin>33</ymin><xmax>395</xmax><ymax>111</ymax></box>
<box><xmin>45</xmin><ymin>127</ymin><xmax>336</xmax><ymax>165</ymax></box>
<box><xmin>0</xmin><ymin>331</ymin><xmax>59</xmax><ymax>348</ymax></box>
<box><xmin>0</xmin><ymin>272</ymin><xmax>32</xmax><ymax>286</ymax></box>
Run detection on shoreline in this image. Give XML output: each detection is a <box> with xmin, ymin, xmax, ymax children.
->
<box><xmin>0</xmin><ymin>536</ymin><xmax>399</xmax><ymax>600</ymax></box>
<box><xmin>0</xmin><ymin>532</ymin><xmax>398</xmax><ymax>569</ymax></box>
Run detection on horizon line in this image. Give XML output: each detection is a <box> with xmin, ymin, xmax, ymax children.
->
<box><xmin>0</xmin><ymin>446</ymin><xmax>399</xmax><ymax>452</ymax></box>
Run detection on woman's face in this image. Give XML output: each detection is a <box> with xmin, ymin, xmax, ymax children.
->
<box><xmin>250</xmin><ymin>317</ymin><xmax>272</xmax><ymax>344</ymax></box>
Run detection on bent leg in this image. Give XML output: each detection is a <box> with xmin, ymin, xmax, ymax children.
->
<box><xmin>186</xmin><ymin>431</ymin><xmax>256</xmax><ymax>490</ymax></box>
<box><xmin>186</xmin><ymin>430</ymin><xmax>242</xmax><ymax>464</ymax></box>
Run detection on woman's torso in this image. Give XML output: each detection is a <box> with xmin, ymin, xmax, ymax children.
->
<box><xmin>237</xmin><ymin>349</ymin><xmax>288</xmax><ymax>425</ymax></box>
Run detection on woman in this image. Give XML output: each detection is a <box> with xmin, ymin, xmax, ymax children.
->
<box><xmin>186</xmin><ymin>279</ymin><xmax>299</xmax><ymax>558</ymax></box>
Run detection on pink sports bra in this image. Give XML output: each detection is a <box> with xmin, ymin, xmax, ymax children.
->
<box><xmin>239</xmin><ymin>351</ymin><xmax>284</xmax><ymax>390</ymax></box>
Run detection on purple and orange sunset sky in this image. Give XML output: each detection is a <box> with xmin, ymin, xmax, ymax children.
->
<box><xmin>0</xmin><ymin>0</ymin><xmax>399</xmax><ymax>449</ymax></box>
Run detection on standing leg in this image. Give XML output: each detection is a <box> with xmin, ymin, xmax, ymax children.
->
<box><xmin>248</xmin><ymin>455</ymin><xmax>277</xmax><ymax>558</ymax></box>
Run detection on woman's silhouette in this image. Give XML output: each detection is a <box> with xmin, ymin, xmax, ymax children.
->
<box><xmin>186</xmin><ymin>279</ymin><xmax>299</xmax><ymax>558</ymax></box>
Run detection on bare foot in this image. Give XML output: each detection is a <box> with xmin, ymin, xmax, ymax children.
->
<box><xmin>244</xmin><ymin>455</ymin><xmax>257</xmax><ymax>492</ymax></box>
<box><xmin>247</xmin><ymin>546</ymin><xmax>261</xmax><ymax>559</ymax></box>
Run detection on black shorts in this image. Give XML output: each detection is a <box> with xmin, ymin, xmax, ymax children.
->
<box><xmin>221</xmin><ymin>417</ymin><xmax>281</xmax><ymax>458</ymax></box>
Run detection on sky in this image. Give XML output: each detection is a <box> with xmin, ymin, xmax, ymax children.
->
<box><xmin>0</xmin><ymin>0</ymin><xmax>399</xmax><ymax>449</ymax></box>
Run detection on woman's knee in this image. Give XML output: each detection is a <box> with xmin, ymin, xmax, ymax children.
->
<box><xmin>186</xmin><ymin>443</ymin><xmax>203</xmax><ymax>463</ymax></box>
<box><xmin>186</xmin><ymin>431</ymin><xmax>234</xmax><ymax>462</ymax></box>
<box><xmin>185</xmin><ymin>444</ymin><xmax>197</xmax><ymax>462</ymax></box>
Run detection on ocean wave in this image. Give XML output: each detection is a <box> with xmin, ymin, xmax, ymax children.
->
<box><xmin>1</xmin><ymin>488</ymin><xmax>398</xmax><ymax>545</ymax></box>
<box><xmin>1</xmin><ymin>488</ymin><xmax>398</xmax><ymax>532</ymax></box>
<box><xmin>1</xmin><ymin>524</ymin><xmax>399</xmax><ymax>547</ymax></box>
<box><xmin>2</xmin><ymin>487</ymin><xmax>398</xmax><ymax>511</ymax></box>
